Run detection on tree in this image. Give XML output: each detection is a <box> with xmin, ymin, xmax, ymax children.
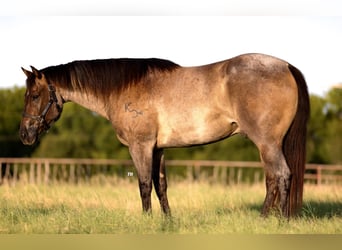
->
<box><xmin>306</xmin><ymin>88</ymin><xmax>342</xmax><ymax>164</ymax></box>
<box><xmin>306</xmin><ymin>95</ymin><xmax>330</xmax><ymax>163</ymax></box>
<box><xmin>325</xmin><ymin>88</ymin><xmax>342</xmax><ymax>163</ymax></box>
<box><xmin>0</xmin><ymin>87</ymin><xmax>37</xmax><ymax>157</ymax></box>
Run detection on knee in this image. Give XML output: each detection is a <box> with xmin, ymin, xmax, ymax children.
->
<box><xmin>139</xmin><ymin>180</ymin><xmax>152</xmax><ymax>195</ymax></box>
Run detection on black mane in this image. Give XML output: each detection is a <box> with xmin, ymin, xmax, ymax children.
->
<box><xmin>42</xmin><ymin>58</ymin><xmax>180</xmax><ymax>98</ymax></box>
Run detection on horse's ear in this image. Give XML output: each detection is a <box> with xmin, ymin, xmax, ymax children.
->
<box><xmin>30</xmin><ymin>66</ymin><xmax>42</xmax><ymax>79</ymax></box>
<box><xmin>21</xmin><ymin>67</ymin><xmax>32</xmax><ymax>78</ymax></box>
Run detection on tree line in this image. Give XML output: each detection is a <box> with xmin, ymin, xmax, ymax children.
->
<box><xmin>1</xmin><ymin>86</ymin><xmax>341</xmax><ymax>164</ymax></box>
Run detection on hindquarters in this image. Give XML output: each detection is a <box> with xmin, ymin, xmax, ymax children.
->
<box><xmin>226</xmin><ymin>54</ymin><xmax>309</xmax><ymax>217</ymax></box>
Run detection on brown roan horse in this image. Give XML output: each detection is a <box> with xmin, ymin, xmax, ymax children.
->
<box><xmin>19</xmin><ymin>53</ymin><xmax>310</xmax><ymax>218</ymax></box>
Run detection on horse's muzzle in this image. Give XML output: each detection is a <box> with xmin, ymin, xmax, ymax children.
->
<box><xmin>19</xmin><ymin>126</ymin><xmax>38</xmax><ymax>145</ymax></box>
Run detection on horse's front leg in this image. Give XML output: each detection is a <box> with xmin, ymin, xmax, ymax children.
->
<box><xmin>129</xmin><ymin>141</ymin><xmax>155</xmax><ymax>214</ymax></box>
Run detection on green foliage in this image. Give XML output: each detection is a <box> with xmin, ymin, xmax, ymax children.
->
<box><xmin>0</xmin><ymin>87</ymin><xmax>37</xmax><ymax>157</ymax></box>
<box><xmin>307</xmin><ymin>95</ymin><xmax>330</xmax><ymax>163</ymax></box>
<box><xmin>0</xmin><ymin>86</ymin><xmax>341</xmax><ymax>163</ymax></box>
<box><xmin>325</xmin><ymin>88</ymin><xmax>342</xmax><ymax>164</ymax></box>
<box><xmin>306</xmin><ymin>88</ymin><xmax>342</xmax><ymax>164</ymax></box>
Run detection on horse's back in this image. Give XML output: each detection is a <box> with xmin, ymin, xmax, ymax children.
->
<box><xmin>155</xmin><ymin>53</ymin><xmax>298</xmax><ymax>148</ymax></box>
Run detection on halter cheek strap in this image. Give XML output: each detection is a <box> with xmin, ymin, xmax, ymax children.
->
<box><xmin>22</xmin><ymin>83</ymin><xmax>62</xmax><ymax>130</ymax></box>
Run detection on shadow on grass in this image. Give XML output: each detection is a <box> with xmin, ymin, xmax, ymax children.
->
<box><xmin>245</xmin><ymin>201</ymin><xmax>342</xmax><ymax>219</ymax></box>
<box><xmin>301</xmin><ymin>201</ymin><xmax>342</xmax><ymax>218</ymax></box>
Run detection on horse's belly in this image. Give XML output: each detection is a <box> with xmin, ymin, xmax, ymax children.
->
<box><xmin>157</xmin><ymin>111</ymin><xmax>238</xmax><ymax>148</ymax></box>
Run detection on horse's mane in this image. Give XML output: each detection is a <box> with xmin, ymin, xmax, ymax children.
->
<box><xmin>41</xmin><ymin>58</ymin><xmax>180</xmax><ymax>98</ymax></box>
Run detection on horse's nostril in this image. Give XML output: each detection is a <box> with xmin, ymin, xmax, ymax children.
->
<box><xmin>19</xmin><ymin>129</ymin><xmax>27</xmax><ymax>140</ymax></box>
<box><xmin>19</xmin><ymin>127</ymin><xmax>37</xmax><ymax>145</ymax></box>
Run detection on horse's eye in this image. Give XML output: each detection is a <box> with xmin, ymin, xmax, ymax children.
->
<box><xmin>31</xmin><ymin>94</ymin><xmax>40</xmax><ymax>100</ymax></box>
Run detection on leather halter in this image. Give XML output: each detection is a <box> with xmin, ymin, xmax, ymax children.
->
<box><xmin>22</xmin><ymin>83</ymin><xmax>62</xmax><ymax>130</ymax></box>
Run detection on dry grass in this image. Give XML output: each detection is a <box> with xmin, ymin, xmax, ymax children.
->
<box><xmin>0</xmin><ymin>179</ymin><xmax>341</xmax><ymax>233</ymax></box>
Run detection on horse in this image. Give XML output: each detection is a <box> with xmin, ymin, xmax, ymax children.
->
<box><xmin>19</xmin><ymin>53</ymin><xmax>310</xmax><ymax>218</ymax></box>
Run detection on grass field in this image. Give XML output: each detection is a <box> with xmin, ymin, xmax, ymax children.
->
<box><xmin>0</xmin><ymin>179</ymin><xmax>341</xmax><ymax>234</ymax></box>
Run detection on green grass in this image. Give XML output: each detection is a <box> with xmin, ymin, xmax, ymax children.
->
<box><xmin>0</xmin><ymin>180</ymin><xmax>341</xmax><ymax>234</ymax></box>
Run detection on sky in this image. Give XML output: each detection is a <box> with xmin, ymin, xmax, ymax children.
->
<box><xmin>1</xmin><ymin>2</ymin><xmax>342</xmax><ymax>96</ymax></box>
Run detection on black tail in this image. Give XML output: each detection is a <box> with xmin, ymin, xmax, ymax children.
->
<box><xmin>284</xmin><ymin>64</ymin><xmax>310</xmax><ymax>216</ymax></box>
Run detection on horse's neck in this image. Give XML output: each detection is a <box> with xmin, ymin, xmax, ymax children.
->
<box><xmin>59</xmin><ymin>88</ymin><xmax>109</xmax><ymax>120</ymax></box>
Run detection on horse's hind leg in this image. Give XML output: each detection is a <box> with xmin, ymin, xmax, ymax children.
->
<box><xmin>262</xmin><ymin>174</ymin><xmax>278</xmax><ymax>216</ymax></box>
<box><xmin>259</xmin><ymin>143</ymin><xmax>291</xmax><ymax>217</ymax></box>
<box><xmin>152</xmin><ymin>148</ymin><xmax>171</xmax><ymax>215</ymax></box>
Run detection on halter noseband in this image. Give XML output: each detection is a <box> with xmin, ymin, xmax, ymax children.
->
<box><xmin>22</xmin><ymin>83</ymin><xmax>62</xmax><ymax>130</ymax></box>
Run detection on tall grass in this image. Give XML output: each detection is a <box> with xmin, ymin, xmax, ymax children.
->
<box><xmin>0</xmin><ymin>179</ymin><xmax>341</xmax><ymax>233</ymax></box>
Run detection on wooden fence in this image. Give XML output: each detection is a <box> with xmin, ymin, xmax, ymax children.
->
<box><xmin>0</xmin><ymin>158</ymin><xmax>341</xmax><ymax>185</ymax></box>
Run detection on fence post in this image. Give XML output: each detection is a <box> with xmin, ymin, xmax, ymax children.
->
<box><xmin>186</xmin><ymin>164</ymin><xmax>192</xmax><ymax>181</ymax></box>
<box><xmin>69</xmin><ymin>164</ymin><xmax>75</xmax><ymax>184</ymax></box>
<box><xmin>229</xmin><ymin>167</ymin><xmax>235</xmax><ymax>184</ymax></box>
<box><xmin>44</xmin><ymin>160</ymin><xmax>50</xmax><ymax>185</ymax></box>
<box><xmin>317</xmin><ymin>165</ymin><xmax>322</xmax><ymax>185</ymax></box>
<box><xmin>12</xmin><ymin>164</ymin><xmax>18</xmax><ymax>186</ymax></box>
<box><xmin>213</xmin><ymin>166</ymin><xmax>219</xmax><ymax>182</ymax></box>
<box><xmin>29</xmin><ymin>162</ymin><xmax>35</xmax><ymax>184</ymax></box>
<box><xmin>237</xmin><ymin>168</ymin><xmax>242</xmax><ymax>184</ymax></box>
<box><xmin>0</xmin><ymin>162</ymin><xmax>2</xmax><ymax>184</ymax></box>
<box><xmin>37</xmin><ymin>162</ymin><xmax>42</xmax><ymax>185</ymax></box>
<box><xmin>2</xmin><ymin>163</ymin><xmax>11</xmax><ymax>185</ymax></box>
<box><xmin>253</xmin><ymin>171</ymin><xmax>259</xmax><ymax>184</ymax></box>
<box><xmin>62</xmin><ymin>164</ymin><xmax>67</xmax><ymax>181</ymax></box>
<box><xmin>76</xmin><ymin>164</ymin><xmax>82</xmax><ymax>184</ymax></box>
<box><xmin>221</xmin><ymin>166</ymin><xmax>227</xmax><ymax>184</ymax></box>
<box><xmin>52</xmin><ymin>164</ymin><xmax>58</xmax><ymax>183</ymax></box>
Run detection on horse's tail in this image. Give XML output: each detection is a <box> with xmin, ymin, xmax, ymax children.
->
<box><xmin>283</xmin><ymin>64</ymin><xmax>310</xmax><ymax>216</ymax></box>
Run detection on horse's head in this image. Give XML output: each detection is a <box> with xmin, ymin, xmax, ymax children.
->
<box><xmin>19</xmin><ymin>66</ymin><xmax>63</xmax><ymax>145</ymax></box>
